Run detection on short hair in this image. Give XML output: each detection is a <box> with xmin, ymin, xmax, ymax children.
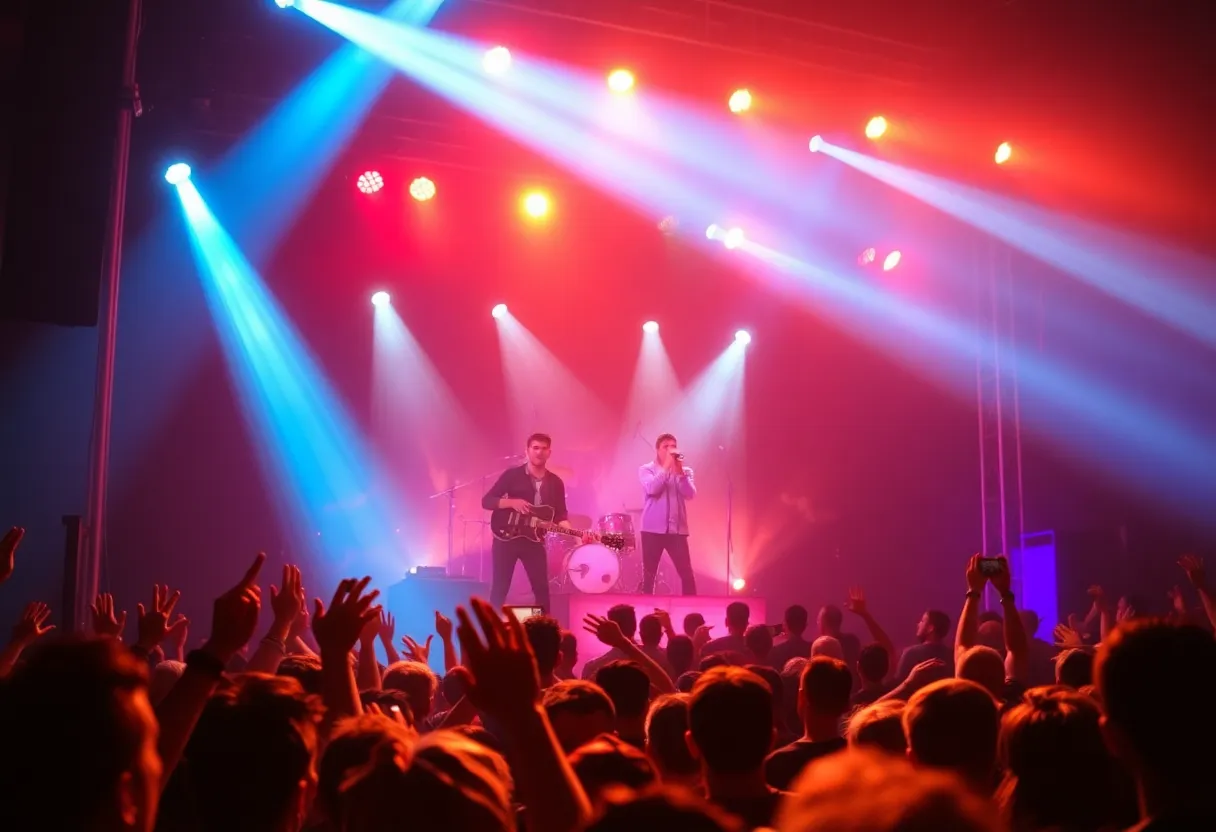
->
<box><xmin>699</xmin><ymin>653</ymin><xmax>729</xmax><ymax>672</ymax></box>
<box><xmin>607</xmin><ymin>603</ymin><xmax>638</xmax><ymax>641</ymax></box>
<box><xmin>526</xmin><ymin>433</ymin><xmax>552</xmax><ymax>447</ymax></box>
<box><xmin>440</xmin><ymin>667</ymin><xmax>469</xmax><ymax>706</ymax></box>
<box><xmin>800</xmin><ymin>656</ymin><xmax>852</xmax><ymax>717</ymax></box>
<box><xmin>382</xmin><ymin>661</ymin><xmax>440</xmax><ymax>722</ymax></box>
<box><xmin>819</xmin><ymin>605</ymin><xmax>843</xmax><ymax>632</ymax></box>
<box><xmin>675</xmin><ymin>670</ymin><xmax>701</xmax><ymax>692</ymax></box>
<box><xmin>415</xmin><ymin>730</ymin><xmax>515</xmax><ymax>819</ymax></box>
<box><xmin>1055</xmin><ymin>648</ymin><xmax>1093</xmax><ymax>689</ymax></box>
<box><xmin>925</xmin><ymin>609</ymin><xmax>952</xmax><ymax>638</ymax></box>
<box><xmin>655</xmin><ymin>433</ymin><xmax>677</xmax><ymax>449</ymax></box>
<box><xmin>996</xmin><ymin>689</ymin><xmax>1135</xmax><ymax>831</ymax></box>
<box><xmin>744</xmin><ymin>624</ymin><xmax>773</xmax><ymax>658</ymax></box>
<box><xmin>688</xmin><ymin>667</ymin><xmax>773</xmax><ymax>774</ymax></box>
<box><xmin>543</xmin><ymin>679</ymin><xmax>616</xmax><ymax>720</ymax></box>
<box><xmin>857</xmin><ymin>643</ymin><xmax>890</xmax><ymax>683</ymax></box>
<box><xmin>523</xmin><ymin>615</ymin><xmax>563</xmax><ymax>676</ymax></box>
<box><xmin>569</xmin><ymin>734</ymin><xmax>657</xmax><ymax>799</ymax></box>
<box><xmin>810</xmin><ymin>635</ymin><xmax>843</xmax><ymax>660</ymax></box>
<box><xmin>596</xmin><ymin>660</ymin><xmax>652</xmax><ymax>719</ymax></box>
<box><xmin>977</xmin><ymin>611</ymin><xmax>1003</xmax><ymax>626</ymax></box>
<box><xmin>904</xmin><ymin>678</ymin><xmax>999</xmax><ymax>788</ymax></box>
<box><xmin>847</xmin><ymin>700</ymin><xmax>907</xmax><ymax>754</ymax></box>
<box><xmin>683</xmin><ymin>613</ymin><xmax>705</xmax><ymax>638</ymax></box>
<box><xmin>725</xmin><ymin>601</ymin><xmax>750</xmax><ymax>630</ymax></box>
<box><xmin>957</xmin><ymin>645</ymin><xmax>1007</xmax><ymax>700</ymax></box>
<box><xmin>746</xmin><ymin>664</ymin><xmax>784</xmax><ymax>708</ymax></box>
<box><xmin>638</xmin><ymin>613</ymin><xmax>664</xmax><ymax>647</ymax></box>
<box><xmin>186</xmin><ymin>673</ymin><xmax>324</xmax><ymax>831</ymax></box>
<box><xmin>776</xmin><ymin>748</ymin><xmax>1000</xmax><ymax>832</ymax></box>
<box><xmin>645</xmin><ymin>694</ymin><xmax>698</xmax><ymax>777</ymax></box>
<box><xmin>784</xmin><ymin>604</ymin><xmax>809</xmax><ymax>634</ymax></box>
<box><xmin>1096</xmin><ymin>619</ymin><xmax>1216</xmax><ymax>786</ymax></box>
<box><xmin>586</xmin><ymin>784</ymin><xmax>744</xmax><ymax>832</ymax></box>
<box><xmin>359</xmin><ymin>689</ymin><xmax>416</xmax><ymax>728</ymax></box>
<box><xmin>559</xmin><ymin>630</ymin><xmax>578</xmax><ymax>664</ymax></box>
<box><xmin>667</xmin><ymin>634</ymin><xmax>694</xmax><ymax>676</ymax></box>
<box><xmin>277</xmin><ymin>653</ymin><xmax>324</xmax><ymax>696</ymax></box>
<box><xmin>339</xmin><ymin>735</ymin><xmax>512</xmax><ymax>832</ymax></box>
<box><xmin>0</xmin><ymin>637</ymin><xmax>152</xmax><ymax>829</ymax></box>
<box><xmin>317</xmin><ymin>713</ymin><xmax>414</xmax><ymax>822</ymax></box>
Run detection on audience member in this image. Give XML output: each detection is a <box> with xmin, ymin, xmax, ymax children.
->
<box><xmin>666</xmin><ymin>634</ymin><xmax>695</xmax><ymax>677</ymax></box>
<box><xmin>524</xmin><ymin>614</ymin><xmax>565</xmax><ymax>688</ymax></box>
<box><xmin>644</xmin><ymin>694</ymin><xmax>700</xmax><ymax>790</ymax></box>
<box><xmin>582</xmin><ymin>604</ymin><xmax>638</xmax><ymax>679</ymax></box>
<box><xmin>846</xmin><ymin>699</ymin><xmax>907</xmax><ymax>755</ymax></box>
<box><xmin>768</xmin><ymin>604</ymin><xmax>811</xmax><ymax>671</ymax></box>
<box><xmin>701</xmin><ymin>602</ymin><xmax>750</xmax><ymax>658</ymax></box>
<box><xmin>637</xmin><ymin>613</ymin><xmax>674</xmax><ymax>677</ymax></box>
<box><xmin>764</xmin><ymin>656</ymin><xmax>850</xmax><ymax>790</ymax></box>
<box><xmin>816</xmin><ymin>604</ymin><xmax>862</xmax><ymax>669</ymax></box>
<box><xmin>569</xmin><ymin>734</ymin><xmax>657</xmax><ymax>801</ymax></box>
<box><xmin>595</xmin><ymin>660</ymin><xmax>652</xmax><ymax>748</ymax></box>
<box><xmin>688</xmin><ymin>666</ymin><xmax>787</xmax><ymax>829</ymax></box>
<box><xmin>903</xmin><ymin>678</ymin><xmax>999</xmax><ymax>794</ymax></box>
<box><xmin>543</xmin><ymin>679</ymin><xmax>617</xmax><ymax>754</ymax></box>
<box><xmin>851</xmin><ymin>643</ymin><xmax>893</xmax><ymax>705</ymax></box>
<box><xmin>895</xmin><ymin>609</ymin><xmax>954</xmax><ymax>682</ymax></box>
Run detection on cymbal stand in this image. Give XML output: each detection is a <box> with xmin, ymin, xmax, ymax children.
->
<box><xmin>429</xmin><ymin>463</ymin><xmax>510</xmax><ymax>577</ymax></box>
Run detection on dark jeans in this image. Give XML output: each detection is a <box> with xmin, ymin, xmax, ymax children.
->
<box><xmin>640</xmin><ymin>531</ymin><xmax>697</xmax><ymax>595</ymax></box>
<box><xmin>490</xmin><ymin>537</ymin><xmax>550</xmax><ymax>613</ymax></box>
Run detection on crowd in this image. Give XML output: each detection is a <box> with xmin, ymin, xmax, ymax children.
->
<box><xmin>0</xmin><ymin>523</ymin><xmax>1214</xmax><ymax>831</ymax></box>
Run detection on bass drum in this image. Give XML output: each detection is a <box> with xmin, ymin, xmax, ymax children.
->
<box><xmin>564</xmin><ymin>543</ymin><xmax>621</xmax><ymax>594</ymax></box>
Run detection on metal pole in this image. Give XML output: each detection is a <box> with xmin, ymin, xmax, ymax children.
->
<box><xmin>78</xmin><ymin>0</ymin><xmax>143</xmax><ymax>632</ymax></box>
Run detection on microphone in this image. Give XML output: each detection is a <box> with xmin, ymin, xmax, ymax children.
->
<box><xmin>672</xmin><ymin>452</ymin><xmax>684</xmax><ymax>460</ymax></box>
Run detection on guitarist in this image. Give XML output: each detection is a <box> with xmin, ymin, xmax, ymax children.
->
<box><xmin>482</xmin><ymin>433</ymin><xmax>578</xmax><ymax>613</ymax></box>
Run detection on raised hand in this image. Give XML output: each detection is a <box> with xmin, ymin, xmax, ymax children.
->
<box><xmin>1179</xmin><ymin>555</ymin><xmax>1207</xmax><ymax>590</ymax></box>
<box><xmin>434</xmin><ymin>610</ymin><xmax>454</xmax><ymax>642</ymax></box>
<box><xmin>582</xmin><ymin>613</ymin><xmax>629</xmax><ymax>650</ymax></box>
<box><xmin>205</xmin><ymin>553</ymin><xmax>265</xmax><ymax>661</ymax></box>
<box><xmin>989</xmin><ymin>555</ymin><xmax>1012</xmax><ymax>596</ymax></box>
<box><xmin>269</xmin><ymin>564</ymin><xmax>306</xmax><ymax>633</ymax></box>
<box><xmin>1167</xmin><ymin>586</ymin><xmax>1188</xmax><ymax>617</ymax></box>
<box><xmin>313</xmin><ymin>577</ymin><xmax>381</xmax><ymax>657</ymax></box>
<box><xmin>692</xmin><ymin>624</ymin><xmax>714</xmax><ymax>651</ymax></box>
<box><xmin>1053</xmin><ymin>622</ymin><xmax>1083</xmax><ymax>648</ymax></box>
<box><xmin>401</xmin><ymin>634</ymin><xmax>432</xmax><ymax>663</ymax></box>
<box><xmin>905</xmin><ymin>658</ymin><xmax>948</xmax><ymax>690</ymax></box>
<box><xmin>135</xmin><ymin>584</ymin><xmax>182</xmax><ymax>651</ymax></box>
<box><xmin>0</xmin><ymin>526</ymin><xmax>25</xmax><ymax>585</ymax></box>
<box><xmin>378</xmin><ymin>611</ymin><xmax>396</xmax><ymax>645</ymax></box>
<box><xmin>1087</xmin><ymin>585</ymin><xmax>1109</xmax><ymax>611</ymax></box>
<box><xmin>90</xmin><ymin>592</ymin><xmax>127</xmax><ymax>639</ymax></box>
<box><xmin>166</xmin><ymin>614</ymin><xmax>189</xmax><ymax>659</ymax></box>
<box><xmin>845</xmin><ymin>587</ymin><xmax>868</xmax><ymax>616</ymax></box>
<box><xmin>1116</xmin><ymin>600</ymin><xmax>1137</xmax><ymax>624</ymax></box>
<box><xmin>966</xmin><ymin>554</ymin><xmax>988</xmax><ymax>592</ymax></box>
<box><xmin>455</xmin><ymin>598</ymin><xmax>542</xmax><ymax>719</ymax></box>
<box><xmin>11</xmin><ymin>601</ymin><xmax>54</xmax><ymax>646</ymax></box>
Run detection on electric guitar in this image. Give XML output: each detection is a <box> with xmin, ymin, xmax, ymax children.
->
<box><xmin>490</xmin><ymin>504</ymin><xmax>627</xmax><ymax>551</ymax></box>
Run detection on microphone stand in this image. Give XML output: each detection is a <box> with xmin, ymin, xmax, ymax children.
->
<box><xmin>722</xmin><ymin>445</ymin><xmax>734</xmax><ymax>594</ymax></box>
<box><xmin>429</xmin><ymin>456</ymin><xmax>522</xmax><ymax>577</ymax></box>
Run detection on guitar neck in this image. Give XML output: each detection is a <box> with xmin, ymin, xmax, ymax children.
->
<box><xmin>543</xmin><ymin>521</ymin><xmax>590</xmax><ymax>539</ymax></box>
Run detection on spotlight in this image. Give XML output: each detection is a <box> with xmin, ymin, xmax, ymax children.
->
<box><xmin>808</xmin><ymin>135</ymin><xmax>824</xmax><ymax>153</ymax></box>
<box><xmin>723</xmin><ymin>227</ymin><xmax>745</xmax><ymax>250</ymax></box>
<box><xmin>164</xmin><ymin>162</ymin><xmax>192</xmax><ymax>185</ymax></box>
<box><xmin>705</xmin><ymin>224</ymin><xmax>720</xmax><ymax>240</ymax></box>
<box><xmin>731</xmin><ymin>577</ymin><xmax>746</xmax><ymax>591</ymax></box>
<box><xmin>522</xmin><ymin>190</ymin><xmax>550</xmax><ymax>218</ymax></box>
<box><xmin>356</xmin><ymin>171</ymin><xmax>384</xmax><ymax>194</ymax></box>
<box><xmin>865</xmin><ymin>115</ymin><xmax>888</xmax><ymax>140</ymax></box>
<box><xmin>858</xmin><ymin>247</ymin><xmax>877</xmax><ymax>266</ymax></box>
<box><xmin>409</xmin><ymin>176</ymin><xmax>436</xmax><ymax>202</ymax></box>
<box><xmin>483</xmin><ymin>45</ymin><xmax>511</xmax><ymax>75</ymax></box>
<box><xmin>642</xmin><ymin>320</ymin><xmax>659</xmax><ymax>334</ymax></box>
<box><xmin>607</xmin><ymin>68</ymin><xmax>635</xmax><ymax>94</ymax></box>
<box><xmin>273</xmin><ymin>0</ymin><xmax>295</xmax><ymax>7</ymax></box>
<box><xmin>728</xmin><ymin>88</ymin><xmax>752</xmax><ymax>113</ymax></box>
<box><xmin>883</xmin><ymin>250</ymin><xmax>902</xmax><ymax>271</ymax></box>
<box><xmin>994</xmin><ymin>141</ymin><xmax>1013</xmax><ymax>165</ymax></box>
<box><xmin>734</xmin><ymin>330</ymin><xmax>752</xmax><ymax>346</ymax></box>
<box><xmin>371</xmin><ymin>291</ymin><xmax>390</xmax><ymax>307</ymax></box>
<box><xmin>491</xmin><ymin>303</ymin><xmax>508</xmax><ymax>319</ymax></box>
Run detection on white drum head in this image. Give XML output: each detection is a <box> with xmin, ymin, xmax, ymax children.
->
<box><xmin>565</xmin><ymin>543</ymin><xmax>620</xmax><ymax>594</ymax></box>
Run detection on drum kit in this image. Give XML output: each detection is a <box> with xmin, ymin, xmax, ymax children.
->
<box><xmin>548</xmin><ymin>510</ymin><xmax>670</xmax><ymax>595</ymax></box>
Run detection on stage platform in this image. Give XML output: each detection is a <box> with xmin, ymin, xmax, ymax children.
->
<box><xmin>549</xmin><ymin>593</ymin><xmax>768</xmax><ymax>677</ymax></box>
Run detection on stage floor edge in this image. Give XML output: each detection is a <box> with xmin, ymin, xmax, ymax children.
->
<box><xmin>547</xmin><ymin>593</ymin><xmax>768</xmax><ymax>678</ymax></box>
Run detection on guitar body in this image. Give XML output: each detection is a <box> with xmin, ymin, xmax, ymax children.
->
<box><xmin>491</xmin><ymin>504</ymin><xmax>557</xmax><ymax>544</ymax></box>
<box><xmin>490</xmin><ymin>505</ymin><xmax>628</xmax><ymax>551</ymax></box>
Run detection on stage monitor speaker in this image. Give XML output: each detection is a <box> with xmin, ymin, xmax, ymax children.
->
<box><xmin>0</xmin><ymin>0</ymin><xmax>129</xmax><ymax>326</ymax></box>
<box><xmin>385</xmin><ymin>575</ymin><xmax>489</xmax><ymax>674</ymax></box>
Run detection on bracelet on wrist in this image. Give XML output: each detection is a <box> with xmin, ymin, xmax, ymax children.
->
<box><xmin>261</xmin><ymin>635</ymin><xmax>287</xmax><ymax>653</ymax></box>
<box><xmin>965</xmin><ymin>590</ymin><xmax>981</xmax><ymax>600</ymax></box>
<box><xmin>1000</xmin><ymin>592</ymin><xmax>1016</xmax><ymax>603</ymax></box>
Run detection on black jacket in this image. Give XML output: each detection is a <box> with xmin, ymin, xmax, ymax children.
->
<box><xmin>481</xmin><ymin>465</ymin><xmax>569</xmax><ymax>523</ymax></box>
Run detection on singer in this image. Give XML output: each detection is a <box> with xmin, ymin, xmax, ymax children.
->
<box><xmin>637</xmin><ymin>433</ymin><xmax>698</xmax><ymax>595</ymax></box>
<box><xmin>482</xmin><ymin>433</ymin><xmax>572</xmax><ymax>612</ymax></box>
